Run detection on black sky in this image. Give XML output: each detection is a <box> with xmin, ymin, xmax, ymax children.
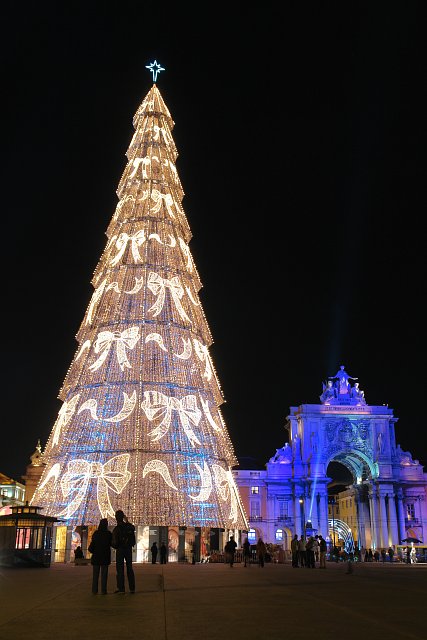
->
<box><xmin>2</xmin><ymin>2</ymin><xmax>426</xmax><ymax>481</ymax></box>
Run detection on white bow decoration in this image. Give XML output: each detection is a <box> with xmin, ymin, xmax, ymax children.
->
<box><xmin>147</xmin><ymin>272</ymin><xmax>190</xmax><ymax>322</ymax></box>
<box><xmin>141</xmin><ymin>391</ymin><xmax>201</xmax><ymax>446</ymax></box>
<box><xmin>110</xmin><ymin>229</ymin><xmax>146</xmax><ymax>266</ymax></box>
<box><xmin>150</xmin><ymin>188</ymin><xmax>176</xmax><ymax>218</ymax></box>
<box><xmin>56</xmin><ymin>454</ymin><xmax>131</xmax><ymax>519</ymax></box>
<box><xmin>89</xmin><ymin>326</ymin><xmax>140</xmax><ymax>372</ymax></box>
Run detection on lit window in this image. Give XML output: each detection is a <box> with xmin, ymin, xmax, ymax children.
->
<box><xmin>407</xmin><ymin>503</ymin><xmax>415</xmax><ymax>518</ymax></box>
<box><xmin>251</xmin><ymin>486</ymin><xmax>259</xmax><ymax>494</ymax></box>
<box><xmin>248</xmin><ymin>529</ymin><xmax>256</xmax><ymax>542</ymax></box>
<box><xmin>16</xmin><ymin>528</ymin><xmax>31</xmax><ymax>549</ymax></box>
<box><xmin>250</xmin><ymin>501</ymin><xmax>261</xmax><ymax>520</ymax></box>
<box><xmin>278</xmin><ymin>500</ymin><xmax>288</xmax><ymax>519</ymax></box>
<box><xmin>275</xmin><ymin>529</ymin><xmax>283</xmax><ymax>541</ymax></box>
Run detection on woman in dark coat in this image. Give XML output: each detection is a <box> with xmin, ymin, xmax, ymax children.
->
<box><xmin>256</xmin><ymin>538</ymin><xmax>266</xmax><ymax>568</ymax></box>
<box><xmin>88</xmin><ymin>518</ymin><xmax>113</xmax><ymax>595</ymax></box>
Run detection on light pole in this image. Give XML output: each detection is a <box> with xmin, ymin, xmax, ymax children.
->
<box><xmin>299</xmin><ymin>498</ymin><xmax>305</xmax><ymax>538</ymax></box>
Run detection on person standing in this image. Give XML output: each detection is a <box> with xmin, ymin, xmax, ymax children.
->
<box><xmin>256</xmin><ymin>537</ymin><xmax>266</xmax><ymax>568</ymax></box>
<box><xmin>306</xmin><ymin>536</ymin><xmax>315</xmax><ymax>568</ymax></box>
<box><xmin>224</xmin><ymin>535</ymin><xmax>237</xmax><ymax>567</ymax></box>
<box><xmin>112</xmin><ymin>509</ymin><xmax>136</xmax><ymax>594</ymax></box>
<box><xmin>313</xmin><ymin>536</ymin><xmax>320</xmax><ymax>563</ymax></box>
<box><xmin>160</xmin><ymin>542</ymin><xmax>167</xmax><ymax>564</ymax></box>
<box><xmin>291</xmin><ymin>534</ymin><xmax>299</xmax><ymax>567</ymax></box>
<box><xmin>318</xmin><ymin>535</ymin><xmax>327</xmax><ymax>568</ymax></box>
<box><xmin>299</xmin><ymin>535</ymin><xmax>307</xmax><ymax>567</ymax></box>
<box><xmin>388</xmin><ymin>546</ymin><xmax>394</xmax><ymax>563</ymax></box>
<box><xmin>243</xmin><ymin>537</ymin><xmax>251</xmax><ymax>567</ymax></box>
<box><xmin>74</xmin><ymin>545</ymin><xmax>84</xmax><ymax>562</ymax></box>
<box><xmin>88</xmin><ymin>518</ymin><xmax>112</xmax><ymax>595</ymax></box>
<box><xmin>151</xmin><ymin>541</ymin><xmax>158</xmax><ymax>564</ymax></box>
<box><xmin>381</xmin><ymin>549</ymin><xmax>387</xmax><ymax>563</ymax></box>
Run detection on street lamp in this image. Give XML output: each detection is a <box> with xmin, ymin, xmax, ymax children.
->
<box><xmin>299</xmin><ymin>498</ymin><xmax>305</xmax><ymax>538</ymax></box>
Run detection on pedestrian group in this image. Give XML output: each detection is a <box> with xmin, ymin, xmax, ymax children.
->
<box><xmin>86</xmin><ymin>515</ymin><xmax>403</xmax><ymax>595</ymax></box>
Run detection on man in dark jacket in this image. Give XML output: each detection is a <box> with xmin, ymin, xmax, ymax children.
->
<box><xmin>112</xmin><ymin>510</ymin><xmax>136</xmax><ymax>593</ymax></box>
<box><xmin>225</xmin><ymin>535</ymin><xmax>237</xmax><ymax>567</ymax></box>
<box><xmin>151</xmin><ymin>541</ymin><xmax>158</xmax><ymax>564</ymax></box>
<box><xmin>160</xmin><ymin>542</ymin><xmax>168</xmax><ymax>564</ymax></box>
<box><xmin>291</xmin><ymin>534</ymin><xmax>299</xmax><ymax>567</ymax></box>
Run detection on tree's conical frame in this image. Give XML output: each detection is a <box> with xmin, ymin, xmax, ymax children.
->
<box><xmin>31</xmin><ymin>82</ymin><xmax>248</xmax><ymax>531</ymax></box>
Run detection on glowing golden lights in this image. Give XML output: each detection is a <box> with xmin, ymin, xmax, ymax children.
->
<box><xmin>30</xmin><ymin>83</ymin><xmax>248</xmax><ymax>531</ymax></box>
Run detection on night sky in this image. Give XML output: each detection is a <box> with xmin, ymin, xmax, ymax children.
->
<box><xmin>2</xmin><ymin>3</ymin><xmax>426</xmax><ymax>482</ymax></box>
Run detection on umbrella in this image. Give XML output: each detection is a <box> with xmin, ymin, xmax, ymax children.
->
<box><xmin>401</xmin><ymin>537</ymin><xmax>422</xmax><ymax>543</ymax></box>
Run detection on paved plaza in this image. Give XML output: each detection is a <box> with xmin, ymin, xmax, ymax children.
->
<box><xmin>0</xmin><ymin>560</ymin><xmax>425</xmax><ymax>640</ymax></box>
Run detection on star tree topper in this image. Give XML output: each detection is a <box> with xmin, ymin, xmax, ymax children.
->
<box><xmin>146</xmin><ymin>60</ymin><xmax>165</xmax><ymax>83</ymax></box>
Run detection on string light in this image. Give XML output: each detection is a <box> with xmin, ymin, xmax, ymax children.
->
<box><xmin>31</xmin><ymin>81</ymin><xmax>248</xmax><ymax>532</ymax></box>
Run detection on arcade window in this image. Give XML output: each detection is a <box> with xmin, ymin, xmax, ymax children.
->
<box><xmin>251</xmin><ymin>486</ymin><xmax>259</xmax><ymax>494</ymax></box>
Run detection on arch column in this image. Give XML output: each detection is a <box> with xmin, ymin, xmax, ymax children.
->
<box><xmin>369</xmin><ymin>489</ymin><xmax>379</xmax><ymax>549</ymax></box>
<box><xmin>355</xmin><ymin>489</ymin><xmax>366</xmax><ymax>549</ymax></box>
<box><xmin>318</xmin><ymin>492</ymin><xmax>329</xmax><ymax>539</ymax></box>
<box><xmin>388</xmin><ymin>494</ymin><xmax>399</xmax><ymax>546</ymax></box>
<box><xmin>396</xmin><ymin>490</ymin><xmax>406</xmax><ymax>543</ymax></box>
<box><xmin>267</xmin><ymin>493</ymin><xmax>275</xmax><ymax>542</ymax></box>
<box><xmin>378</xmin><ymin>492</ymin><xmax>389</xmax><ymax>548</ymax></box>
<box><xmin>314</xmin><ymin>492</ymin><xmax>321</xmax><ymax>532</ymax></box>
<box><xmin>418</xmin><ymin>496</ymin><xmax>426</xmax><ymax>546</ymax></box>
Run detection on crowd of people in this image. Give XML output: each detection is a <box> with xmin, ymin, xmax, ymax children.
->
<box><xmin>226</xmin><ymin>536</ymin><xmax>268</xmax><ymax>568</ymax></box>
<box><xmin>222</xmin><ymin>536</ymin><xmax>419</xmax><ymax>568</ymax></box>
<box><xmin>360</xmin><ymin>546</ymin><xmax>395</xmax><ymax>563</ymax></box>
<box><xmin>79</xmin><ymin>519</ymin><xmax>416</xmax><ymax>594</ymax></box>
<box><xmin>291</xmin><ymin>533</ymin><xmax>328</xmax><ymax>568</ymax></box>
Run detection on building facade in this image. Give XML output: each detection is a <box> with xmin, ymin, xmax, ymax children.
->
<box><xmin>234</xmin><ymin>366</ymin><xmax>427</xmax><ymax>553</ymax></box>
<box><xmin>0</xmin><ymin>473</ymin><xmax>25</xmax><ymax>515</ymax></box>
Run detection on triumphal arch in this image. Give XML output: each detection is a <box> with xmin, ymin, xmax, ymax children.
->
<box><xmin>236</xmin><ymin>366</ymin><xmax>427</xmax><ymax>551</ymax></box>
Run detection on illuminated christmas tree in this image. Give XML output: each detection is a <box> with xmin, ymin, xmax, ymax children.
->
<box><xmin>31</xmin><ymin>62</ymin><xmax>248</xmax><ymax>532</ymax></box>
